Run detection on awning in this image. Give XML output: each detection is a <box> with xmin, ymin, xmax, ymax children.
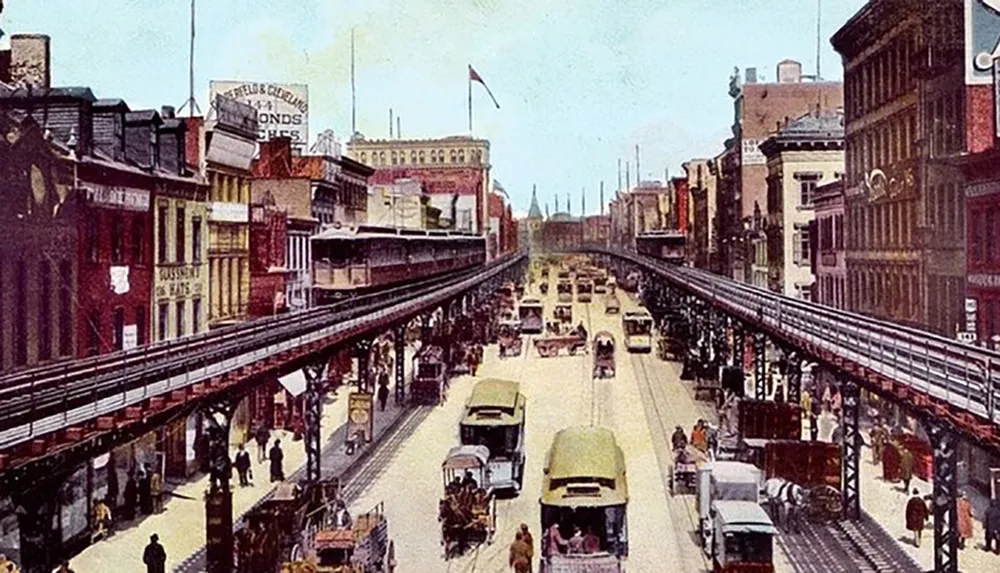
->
<box><xmin>279</xmin><ymin>370</ymin><xmax>308</xmax><ymax>397</ymax></box>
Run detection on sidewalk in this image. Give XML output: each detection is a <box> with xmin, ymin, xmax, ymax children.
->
<box><xmin>65</xmin><ymin>349</ymin><xmax>414</xmax><ymax>573</ymax></box>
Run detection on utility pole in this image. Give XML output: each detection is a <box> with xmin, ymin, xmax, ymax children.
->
<box><xmin>179</xmin><ymin>0</ymin><xmax>200</xmax><ymax>117</ymax></box>
<box><xmin>351</xmin><ymin>27</ymin><xmax>357</xmax><ymax>134</ymax></box>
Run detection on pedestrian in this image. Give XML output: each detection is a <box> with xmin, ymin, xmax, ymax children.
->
<box><xmin>519</xmin><ymin>523</ymin><xmax>534</xmax><ymax>567</ymax></box>
<box><xmin>55</xmin><ymin>560</ymin><xmax>75</xmax><ymax>573</ymax></box>
<box><xmin>509</xmin><ymin>532</ymin><xmax>531</xmax><ymax>573</ymax></box>
<box><xmin>234</xmin><ymin>444</ymin><xmax>252</xmax><ymax>487</ymax></box>
<box><xmin>123</xmin><ymin>472</ymin><xmax>138</xmax><ymax>521</ymax></box>
<box><xmin>691</xmin><ymin>420</ymin><xmax>708</xmax><ymax>452</ymax></box>
<box><xmin>899</xmin><ymin>446</ymin><xmax>914</xmax><ymax>493</ymax></box>
<box><xmin>810</xmin><ymin>396</ymin><xmax>821</xmax><ymax>441</ymax></box>
<box><xmin>671</xmin><ymin>425</ymin><xmax>688</xmax><ymax>452</ymax></box>
<box><xmin>387</xmin><ymin>539</ymin><xmax>397</xmax><ymax>573</ymax></box>
<box><xmin>150</xmin><ymin>470</ymin><xmax>163</xmax><ymax>513</ymax></box>
<box><xmin>269</xmin><ymin>439</ymin><xmax>284</xmax><ymax>482</ymax></box>
<box><xmin>377</xmin><ymin>382</ymin><xmax>390</xmax><ymax>412</ymax></box>
<box><xmin>905</xmin><ymin>489</ymin><xmax>929</xmax><ymax>547</ymax></box>
<box><xmin>957</xmin><ymin>491</ymin><xmax>974</xmax><ymax>549</ymax></box>
<box><xmin>544</xmin><ymin>523</ymin><xmax>568</xmax><ymax>556</ymax></box>
<box><xmin>143</xmin><ymin>533</ymin><xmax>167</xmax><ymax>573</ymax></box>
<box><xmin>92</xmin><ymin>497</ymin><xmax>112</xmax><ymax>538</ymax></box>
<box><xmin>870</xmin><ymin>423</ymin><xmax>887</xmax><ymax>465</ymax></box>
<box><xmin>985</xmin><ymin>498</ymin><xmax>1000</xmax><ymax>554</ymax></box>
<box><xmin>254</xmin><ymin>424</ymin><xmax>270</xmax><ymax>464</ymax></box>
<box><xmin>138</xmin><ymin>464</ymin><xmax>152</xmax><ymax>515</ymax></box>
<box><xmin>0</xmin><ymin>554</ymin><xmax>16</xmax><ymax>573</ymax></box>
<box><xmin>567</xmin><ymin>526</ymin><xmax>585</xmax><ymax>554</ymax></box>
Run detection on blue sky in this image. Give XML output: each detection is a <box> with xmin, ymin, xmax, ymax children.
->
<box><xmin>2</xmin><ymin>0</ymin><xmax>865</xmax><ymax>216</ymax></box>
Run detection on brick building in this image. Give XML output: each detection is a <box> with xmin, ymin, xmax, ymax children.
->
<box><xmin>683</xmin><ymin>158</ymin><xmax>718</xmax><ymax>270</ymax></box>
<box><xmin>717</xmin><ymin>61</ymin><xmax>843</xmax><ymax>281</ymax></box>
<box><xmin>811</xmin><ymin>180</ymin><xmax>846</xmax><ymax>308</ymax></box>
<box><xmin>832</xmin><ymin>0</ymin><xmax>988</xmax><ymax>336</ymax></box>
<box><xmin>583</xmin><ymin>215</ymin><xmax>611</xmax><ymax>247</ymax></box>
<box><xmin>248</xmin><ymin>198</ymin><xmax>288</xmax><ymax>318</ymax></box>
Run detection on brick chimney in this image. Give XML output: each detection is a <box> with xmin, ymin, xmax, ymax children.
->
<box><xmin>257</xmin><ymin>137</ymin><xmax>293</xmax><ymax>178</ymax></box>
<box><xmin>9</xmin><ymin>34</ymin><xmax>51</xmax><ymax>89</ymax></box>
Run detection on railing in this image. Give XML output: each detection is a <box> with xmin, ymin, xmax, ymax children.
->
<box><xmin>591</xmin><ymin>248</ymin><xmax>1000</xmax><ymax>429</ymax></box>
<box><xmin>0</xmin><ymin>253</ymin><xmax>525</xmax><ymax>452</ymax></box>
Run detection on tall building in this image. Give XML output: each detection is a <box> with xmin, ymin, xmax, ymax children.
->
<box><xmin>811</xmin><ymin>180</ymin><xmax>846</xmax><ymax>308</ymax></box>
<box><xmin>759</xmin><ymin>110</ymin><xmax>845</xmax><ymax>298</ymax></box>
<box><xmin>718</xmin><ymin>61</ymin><xmax>843</xmax><ymax>281</ymax></box>
<box><xmin>609</xmin><ymin>181</ymin><xmax>675</xmax><ymax>250</ymax></box>
<box><xmin>521</xmin><ymin>185</ymin><xmax>544</xmax><ymax>252</ymax></box>
<box><xmin>346</xmin><ymin>135</ymin><xmax>490</xmax><ymax>235</ymax></box>
<box><xmin>832</xmin><ymin>0</ymin><xmax>984</xmax><ymax>335</ymax></box>
<box><xmin>683</xmin><ymin>158</ymin><xmax>718</xmax><ymax>270</ymax></box>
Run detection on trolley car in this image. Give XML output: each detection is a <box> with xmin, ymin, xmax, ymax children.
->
<box><xmin>460</xmin><ymin>379</ymin><xmax>527</xmax><ymax>492</ymax></box>
<box><xmin>622</xmin><ymin>310</ymin><xmax>654</xmax><ymax>353</ymax></box>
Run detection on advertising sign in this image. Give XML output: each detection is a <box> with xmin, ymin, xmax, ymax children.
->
<box><xmin>122</xmin><ymin>325</ymin><xmax>137</xmax><ymax>350</ymax></box>
<box><xmin>741</xmin><ymin>138</ymin><xmax>765</xmax><ymax>166</ymax></box>
<box><xmin>209</xmin><ymin>81</ymin><xmax>309</xmax><ymax>148</ymax></box>
<box><xmin>347</xmin><ymin>393</ymin><xmax>374</xmax><ymax>444</ymax></box>
<box><xmin>86</xmin><ymin>184</ymin><xmax>150</xmax><ymax>212</ymax></box>
<box><xmin>966</xmin><ymin>0</ymin><xmax>1000</xmax><ymax>84</ymax></box>
<box><xmin>214</xmin><ymin>95</ymin><xmax>258</xmax><ymax>140</ymax></box>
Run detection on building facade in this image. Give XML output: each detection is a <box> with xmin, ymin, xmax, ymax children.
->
<box><xmin>346</xmin><ymin>135</ymin><xmax>490</xmax><ymax>235</ymax></box>
<box><xmin>812</xmin><ymin>181</ymin><xmax>846</xmax><ymax>308</ymax></box>
<box><xmin>522</xmin><ymin>186</ymin><xmax>544</xmax><ymax>252</ymax></box>
<box><xmin>683</xmin><ymin>158</ymin><xmax>718</xmax><ymax>270</ymax></box>
<box><xmin>832</xmin><ymin>0</ymin><xmax>988</xmax><ymax>336</ymax></box>
<box><xmin>759</xmin><ymin>110</ymin><xmax>845</xmax><ymax>299</ymax></box>
<box><xmin>248</xmin><ymin>198</ymin><xmax>288</xmax><ymax>318</ymax></box>
<box><xmin>718</xmin><ymin>61</ymin><xmax>843</xmax><ymax>281</ymax></box>
<box><xmin>609</xmin><ymin>182</ymin><xmax>675</xmax><ymax>250</ymax></box>
<box><xmin>367</xmin><ymin>179</ymin><xmax>427</xmax><ymax>229</ymax></box>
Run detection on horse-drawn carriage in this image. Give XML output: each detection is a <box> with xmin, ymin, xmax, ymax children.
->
<box><xmin>593</xmin><ymin>332</ymin><xmax>615</xmax><ymax>379</ymax></box>
<box><xmin>556</xmin><ymin>280</ymin><xmax>574</xmax><ymax>303</ymax></box>
<box><xmin>603</xmin><ymin>292</ymin><xmax>620</xmax><ymax>315</ymax></box>
<box><xmin>498</xmin><ymin>320</ymin><xmax>523</xmax><ymax>358</ymax></box>
<box><xmin>656</xmin><ymin>314</ymin><xmax>688</xmax><ymax>361</ymax></box>
<box><xmin>554</xmin><ymin>303</ymin><xmax>573</xmax><ymax>324</ymax></box>
<box><xmin>412</xmin><ymin>345</ymin><xmax>447</xmax><ymax>405</ymax></box>
<box><xmin>669</xmin><ymin>445</ymin><xmax>708</xmax><ymax>494</ymax></box>
<box><xmin>439</xmin><ymin>446</ymin><xmax>497</xmax><ymax>559</ymax></box>
<box><xmin>534</xmin><ymin>332</ymin><xmax>587</xmax><ymax>357</ymax></box>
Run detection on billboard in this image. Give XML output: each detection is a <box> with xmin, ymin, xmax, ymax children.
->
<box><xmin>209</xmin><ymin>81</ymin><xmax>309</xmax><ymax>148</ymax></box>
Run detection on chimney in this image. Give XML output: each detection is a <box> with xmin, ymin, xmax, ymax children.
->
<box><xmin>745</xmin><ymin>67</ymin><xmax>758</xmax><ymax>84</ymax></box>
<box><xmin>9</xmin><ymin>34</ymin><xmax>51</xmax><ymax>89</ymax></box>
<box><xmin>161</xmin><ymin>105</ymin><xmax>176</xmax><ymax>119</ymax></box>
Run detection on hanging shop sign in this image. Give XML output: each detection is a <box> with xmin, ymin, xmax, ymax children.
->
<box><xmin>85</xmin><ymin>184</ymin><xmax>150</xmax><ymax>212</ymax></box>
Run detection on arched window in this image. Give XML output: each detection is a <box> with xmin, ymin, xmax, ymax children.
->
<box><xmin>379</xmin><ymin>151</ymin><xmax>386</xmax><ymax>165</ymax></box>
<box><xmin>439</xmin><ymin>149</ymin><xmax>445</xmax><ymax>162</ymax></box>
<box><xmin>391</xmin><ymin>151</ymin><xmax>397</xmax><ymax>165</ymax></box>
<box><xmin>450</xmin><ymin>149</ymin><xmax>457</xmax><ymax>163</ymax></box>
<box><xmin>419</xmin><ymin>150</ymin><xmax>425</xmax><ymax>164</ymax></box>
<box><xmin>360</xmin><ymin>152</ymin><xmax>367</xmax><ymax>164</ymax></box>
<box><xmin>458</xmin><ymin>149</ymin><xmax>465</xmax><ymax>163</ymax></box>
<box><xmin>410</xmin><ymin>151</ymin><xmax>417</xmax><ymax>164</ymax></box>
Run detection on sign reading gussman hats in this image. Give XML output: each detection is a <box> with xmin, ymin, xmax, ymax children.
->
<box><xmin>209</xmin><ymin>81</ymin><xmax>309</xmax><ymax>148</ymax></box>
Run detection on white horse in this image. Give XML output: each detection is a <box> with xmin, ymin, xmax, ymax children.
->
<box><xmin>763</xmin><ymin>477</ymin><xmax>808</xmax><ymax>533</ymax></box>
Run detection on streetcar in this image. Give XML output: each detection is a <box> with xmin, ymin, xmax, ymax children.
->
<box><xmin>556</xmin><ymin>280</ymin><xmax>574</xmax><ymax>303</ymax></box>
<box><xmin>519</xmin><ymin>298</ymin><xmax>545</xmax><ymax>334</ymax></box>
<box><xmin>635</xmin><ymin>229</ymin><xmax>686</xmax><ymax>264</ymax></box>
<box><xmin>540</xmin><ymin>426</ymin><xmax>628</xmax><ymax>573</ymax></box>
<box><xmin>711</xmin><ymin>500</ymin><xmax>776</xmax><ymax>573</ymax></box>
<box><xmin>576</xmin><ymin>280</ymin><xmax>594</xmax><ymax>303</ymax></box>
<box><xmin>459</xmin><ymin>379</ymin><xmax>527</xmax><ymax>492</ymax></box>
<box><xmin>622</xmin><ymin>310</ymin><xmax>654</xmax><ymax>353</ymax></box>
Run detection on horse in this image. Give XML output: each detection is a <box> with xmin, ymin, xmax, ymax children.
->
<box><xmin>763</xmin><ymin>477</ymin><xmax>808</xmax><ymax>533</ymax></box>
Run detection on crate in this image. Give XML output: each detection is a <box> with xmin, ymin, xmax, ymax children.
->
<box><xmin>764</xmin><ymin>441</ymin><xmax>841</xmax><ymax>489</ymax></box>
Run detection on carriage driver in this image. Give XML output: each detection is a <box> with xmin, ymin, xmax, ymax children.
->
<box><xmin>671</xmin><ymin>426</ymin><xmax>688</xmax><ymax>452</ymax></box>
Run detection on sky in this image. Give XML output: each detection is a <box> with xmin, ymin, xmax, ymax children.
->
<box><xmin>1</xmin><ymin>0</ymin><xmax>866</xmax><ymax>216</ymax></box>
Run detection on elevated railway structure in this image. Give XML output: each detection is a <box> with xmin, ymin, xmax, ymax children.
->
<box><xmin>0</xmin><ymin>252</ymin><xmax>525</xmax><ymax>573</ymax></box>
<box><xmin>587</xmin><ymin>247</ymin><xmax>999</xmax><ymax>573</ymax></box>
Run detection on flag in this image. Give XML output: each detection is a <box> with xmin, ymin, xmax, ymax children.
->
<box><xmin>469</xmin><ymin>65</ymin><xmax>500</xmax><ymax>109</ymax></box>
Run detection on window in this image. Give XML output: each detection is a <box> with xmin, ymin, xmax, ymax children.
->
<box><xmin>38</xmin><ymin>261</ymin><xmax>51</xmax><ymax>360</ymax></box>
<box><xmin>176</xmin><ymin>205</ymin><xmax>186</xmax><ymax>263</ymax></box>
<box><xmin>793</xmin><ymin>225</ymin><xmax>811</xmax><ymax>266</ymax></box>
<box><xmin>410</xmin><ymin>151</ymin><xmax>417</xmax><ymax>163</ymax></box>
<box><xmin>176</xmin><ymin>301</ymin><xmax>185</xmax><ymax>337</ymax></box>
<box><xmin>193</xmin><ymin>298</ymin><xmax>202</xmax><ymax>334</ymax></box>
<box><xmin>359</xmin><ymin>152</ymin><xmax>366</xmax><ymax>164</ymax></box>
<box><xmin>450</xmin><ymin>149</ymin><xmax>457</xmax><ymax>163</ymax></box>
<box><xmin>458</xmin><ymin>149</ymin><xmax>465</xmax><ymax>163</ymax></box>
<box><xmin>113</xmin><ymin>307</ymin><xmax>124</xmax><ymax>350</ymax></box>
<box><xmin>835</xmin><ymin>214</ymin><xmax>844</xmax><ymax>250</ymax></box>
<box><xmin>419</xmin><ymin>150</ymin><xmax>425</xmax><ymax>164</ymax></box>
<box><xmin>391</xmin><ymin>151</ymin><xmax>397</xmax><ymax>165</ymax></box>
<box><xmin>236</xmin><ymin>260</ymin><xmax>244</xmax><ymax>315</ymax></box>
<box><xmin>87</xmin><ymin>310</ymin><xmax>101</xmax><ymax>357</ymax></box>
<box><xmin>158</xmin><ymin>205</ymin><xmax>169</xmax><ymax>263</ymax></box>
<box><xmin>798</xmin><ymin>176</ymin><xmax>818</xmax><ymax>208</ymax></box>
<box><xmin>59</xmin><ymin>260</ymin><xmax>72</xmax><ymax>356</ymax></box>
<box><xmin>132</xmin><ymin>216</ymin><xmax>145</xmax><ymax>265</ymax></box>
<box><xmin>192</xmin><ymin>216</ymin><xmax>202</xmax><ymax>263</ymax></box>
<box><xmin>87</xmin><ymin>215</ymin><xmax>99</xmax><ymax>263</ymax></box>
<box><xmin>111</xmin><ymin>214</ymin><xmax>124</xmax><ymax>264</ymax></box>
<box><xmin>136</xmin><ymin>306</ymin><xmax>146</xmax><ymax>346</ymax></box>
<box><xmin>158</xmin><ymin>303</ymin><xmax>168</xmax><ymax>342</ymax></box>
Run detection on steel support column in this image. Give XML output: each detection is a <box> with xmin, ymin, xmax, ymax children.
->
<box><xmin>394</xmin><ymin>324</ymin><xmax>406</xmax><ymax>405</ymax></box>
<box><xmin>753</xmin><ymin>332</ymin><xmax>766</xmax><ymax>400</ymax></box>
<box><xmin>356</xmin><ymin>338</ymin><xmax>374</xmax><ymax>394</ymax></box>
<box><xmin>786</xmin><ymin>352</ymin><xmax>803</xmax><ymax>408</ymax></box>
<box><xmin>303</xmin><ymin>359</ymin><xmax>326</xmax><ymax>483</ymax></box>
<box><xmin>841</xmin><ymin>377</ymin><xmax>861</xmax><ymax>520</ymax></box>
<box><xmin>929</xmin><ymin>421</ymin><xmax>959</xmax><ymax>573</ymax></box>
<box><xmin>732</xmin><ymin>322</ymin><xmax>744</xmax><ymax>369</ymax></box>
<box><xmin>204</xmin><ymin>400</ymin><xmax>237</xmax><ymax>573</ymax></box>
<box><xmin>14</xmin><ymin>488</ymin><xmax>58</xmax><ymax>573</ymax></box>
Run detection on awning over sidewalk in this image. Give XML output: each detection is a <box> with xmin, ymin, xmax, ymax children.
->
<box><xmin>279</xmin><ymin>370</ymin><xmax>308</xmax><ymax>397</ymax></box>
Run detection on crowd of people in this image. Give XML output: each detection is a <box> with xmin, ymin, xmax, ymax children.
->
<box><xmin>439</xmin><ymin>471</ymin><xmax>493</xmax><ymax>555</ymax></box>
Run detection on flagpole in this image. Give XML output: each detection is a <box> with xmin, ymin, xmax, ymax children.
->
<box><xmin>468</xmin><ymin>66</ymin><xmax>473</xmax><ymax>133</ymax></box>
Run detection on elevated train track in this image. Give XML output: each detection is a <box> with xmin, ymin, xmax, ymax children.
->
<box><xmin>587</xmin><ymin>247</ymin><xmax>1000</xmax><ymax>450</ymax></box>
<box><xmin>0</xmin><ymin>253</ymin><xmax>525</xmax><ymax>481</ymax></box>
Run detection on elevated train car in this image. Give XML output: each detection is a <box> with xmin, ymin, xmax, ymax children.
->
<box><xmin>635</xmin><ymin>230</ymin><xmax>686</xmax><ymax>264</ymax></box>
<box><xmin>311</xmin><ymin>225</ymin><xmax>486</xmax><ymax>303</ymax></box>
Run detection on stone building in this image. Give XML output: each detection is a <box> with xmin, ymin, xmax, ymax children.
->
<box><xmin>832</xmin><ymin>0</ymin><xmax>988</xmax><ymax>335</ymax></box>
<box><xmin>759</xmin><ymin>109</ymin><xmax>845</xmax><ymax>299</ymax></box>
<box><xmin>811</xmin><ymin>180</ymin><xmax>846</xmax><ymax>309</ymax></box>
<box><xmin>717</xmin><ymin>61</ymin><xmax>843</xmax><ymax>281</ymax></box>
<box><xmin>346</xmin><ymin>135</ymin><xmax>490</xmax><ymax>235</ymax></box>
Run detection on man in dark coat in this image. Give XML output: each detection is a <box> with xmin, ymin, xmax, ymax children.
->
<box><xmin>254</xmin><ymin>424</ymin><xmax>270</xmax><ymax>463</ymax></box>
<box><xmin>138</xmin><ymin>464</ymin><xmax>152</xmax><ymax>515</ymax></box>
<box><xmin>985</xmin><ymin>498</ymin><xmax>1000</xmax><ymax>554</ymax></box>
<box><xmin>269</xmin><ymin>439</ymin><xmax>284</xmax><ymax>482</ymax></box>
<box><xmin>143</xmin><ymin>533</ymin><xmax>167</xmax><ymax>573</ymax></box>
<box><xmin>123</xmin><ymin>472</ymin><xmax>138</xmax><ymax>521</ymax></box>
<box><xmin>905</xmin><ymin>490</ymin><xmax>929</xmax><ymax>547</ymax></box>
<box><xmin>234</xmin><ymin>444</ymin><xmax>252</xmax><ymax>487</ymax></box>
<box><xmin>377</xmin><ymin>382</ymin><xmax>390</xmax><ymax>412</ymax></box>
<box><xmin>899</xmin><ymin>447</ymin><xmax>915</xmax><ymax>493</ymax></box>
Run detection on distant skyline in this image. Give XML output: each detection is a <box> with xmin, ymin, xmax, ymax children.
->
<box><xmin>1</xmin><ymin>0</ymin><xmax>866</xmax><ymax>216</ymax></box>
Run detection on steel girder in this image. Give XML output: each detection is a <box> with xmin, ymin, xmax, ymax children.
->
<box><xmin>753</xmin><ymin>332</ymin><xmax>766</xmax><ymax>400</ymax></box>
<box><xmin>394</xmin><ymin>325</ymin><xmax>406</xmax><ymax>405</ymax></box>
<box><xmin>732</xmin><ymin>322</ymin><xmax>744</xmax><ymax>369</ymax></box>
<box><xmin>929</xmin><ymin>420</ymin><xmax>959</xmax><ymax>573</ymax></box>
<box><xmin>303</xmin><ymin>358</ymin><xmax>326</xmax><ymax>483</ymax></box>
<box><xmin>841</xmin><ymin>377</ymin><xmax>861</xmax><ymax>520</ymax></box>
<box><xmin>355</xmin><ymin>338</ymin><xmax>374</xmax><ymax>394</ymax></box>
<box><xmin>13</xmin><ymin>487</ymin><xmax>59</xmax><ymax>573</ymax></box>
<box><xmin>785</xmin><ymin>352</ymin><xmax>803</xmax><ymax>407</ymax></box>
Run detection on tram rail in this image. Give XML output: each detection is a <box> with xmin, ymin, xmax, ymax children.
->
<box><xmin>0</xmin><ymin>254</ymin><xmax>524</xmax><ymax>452</ymax></box>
